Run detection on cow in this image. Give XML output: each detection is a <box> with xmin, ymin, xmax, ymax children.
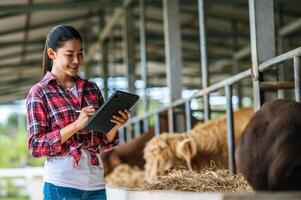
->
<box><xmin>101</xmin><ymin>110</ymin><xmax>200</xmax><ymax>176</ymax></box>
<box><xmin>144</xmin><ymin>107</ymin><xmax>254</xmax><ymax>181</ymax></box>
<box><xmin>101</xmin><ymin>130</ymin><xmax>154</xmax><ymax>176</ymax></box>
<box><xmin>236</xmin><ymin>99</ymin><xmax>301</xmax><ymax>191</ymax></box>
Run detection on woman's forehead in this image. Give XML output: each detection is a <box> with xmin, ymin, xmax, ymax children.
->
<box><xmin>60</xmin><ymin>39</ymin><xmax>82</xmax><ymax>51</ymax></box>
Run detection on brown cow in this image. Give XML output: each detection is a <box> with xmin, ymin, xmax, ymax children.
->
<box><xmin>236</xmin><ymin>99</ymin><xmax>301</xmax><ymax>191</ymax></box>
<box><xmin>101</xmin><ymin>110</ymin><xmax>199</xmax><ymax>176</ymax></box>
<box><xmin>101</xmin><ymin>130</ymin><xmax>154</xmax><ymax>176</ymax></box>
<box><xmin>144</xmin><ymin>107</ymin><xmax>253</xmax><ymax>181</ymax></box>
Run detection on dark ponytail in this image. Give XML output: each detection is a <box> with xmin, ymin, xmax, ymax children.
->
<box><xmin>42</xmin><ymin>25</ymin><xmax>82</xmax><ymax>77</ymax></box>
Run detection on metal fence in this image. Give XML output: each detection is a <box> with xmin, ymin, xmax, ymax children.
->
<box><xmin>0</xmin><ymin>167</ymin><xmax>43</xmax><ymax>200</ymax></box>
<box><xmin>120</xmin><ymin>46</ymin><xmax>301</xmax><ymax>175</ymax></box>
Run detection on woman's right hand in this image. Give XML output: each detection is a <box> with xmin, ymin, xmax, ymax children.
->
<box><xmin>74</xmin><ymin>106</ymin><xmax>96</xmax><ymax>131</ymax></box>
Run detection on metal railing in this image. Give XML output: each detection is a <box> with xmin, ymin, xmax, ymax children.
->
<box><xmin>0</xmin><ymin>167</ymin><xmax>43</xmax><ymax>199</ymax></box>
<box><xmin>120</xmin><ymin>46</ymin><xmax>301</xmax><ymax>175</ymax></box>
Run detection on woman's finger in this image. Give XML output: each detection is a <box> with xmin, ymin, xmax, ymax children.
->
<box><xmin>86</xmin><ymin>113</ymin><xmax>95</xmax><ymax>117</ymax></box>
<box><xmin>112</xmin><ymin>115</ymin><xmax>126</xmax><ymax>123</ymax></box>
<box><xmin>124</xmin><ymin>110</ymin><xmax>131</xmax><ymax>116</ymax></box>
<box><xmin>82</xmin><ymin>106</ymin><xmax>95</xmax><ymax>112</ymax></box>
<box><xmin>110</xmin><ymin>119</ymin><xmax>123</xmax><ymax>126</ymax></box>
<box><xmin>118</xmin><ymin>111</ymin><xmax>128</xmax><ymax>118</ymax></box>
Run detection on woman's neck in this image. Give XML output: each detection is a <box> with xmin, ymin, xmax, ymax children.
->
<box><xmin>51</xmin><ymin>69</ymin><xmax>75</xmax><ymax>88</ymax></box>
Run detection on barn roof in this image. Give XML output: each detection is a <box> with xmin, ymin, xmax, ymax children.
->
<box><xmin>1</xmin><ymin>0</ymin><xmax>300</xmax><ymax>104</ymax></box>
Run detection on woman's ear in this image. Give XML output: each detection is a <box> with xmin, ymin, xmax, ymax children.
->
<box><xmin>47</xmin><ymin>48</ymin><xmax>56</xmax><ymax>59</ymax></box>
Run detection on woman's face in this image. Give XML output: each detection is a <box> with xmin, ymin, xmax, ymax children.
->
<box><xmin>50</xmin><ymin>39</ymin><xmax>83</xmax><ymax>78</ymax></box>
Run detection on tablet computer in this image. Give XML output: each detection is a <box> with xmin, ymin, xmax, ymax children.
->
<box><xmin>85</xmin><ymin>90</ymin><xmax>140</xmax><ymax>133</ymax></box>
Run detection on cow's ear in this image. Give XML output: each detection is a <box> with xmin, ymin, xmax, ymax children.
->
<box><xmin>175</xmin><ymin>138</ymin><xmax>197</xmax><ymax>170</ymax></box>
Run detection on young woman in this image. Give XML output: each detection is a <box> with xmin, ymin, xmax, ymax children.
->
<box><xmin>26</xmin><ymin>25</ymin><xmax>130</xmax><ymax>200</ymax></box>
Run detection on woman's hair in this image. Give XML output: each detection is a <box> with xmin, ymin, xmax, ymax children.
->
<box><xmin>42</xmin><ymin>25</ymin><xmax>82</xmax><ymax>76</ymax></box>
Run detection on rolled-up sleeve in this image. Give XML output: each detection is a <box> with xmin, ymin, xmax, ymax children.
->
<box><xmin>26</xmin><ymin>87</ymin><xmax>62</xmax><ymax>157</ymax></box>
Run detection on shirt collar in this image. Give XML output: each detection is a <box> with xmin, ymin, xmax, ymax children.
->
<box><xmin>42</xmin><ymin>71</ymin><xmax>86</xmax><ymax>87</ymax></box>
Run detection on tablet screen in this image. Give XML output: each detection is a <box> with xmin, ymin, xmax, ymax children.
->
<box><xmin>85</xmin><ymin>90</ymin><xmax>139</xmax><ymax>133</ymax></box>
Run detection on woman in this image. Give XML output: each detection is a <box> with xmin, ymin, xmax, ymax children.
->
<box><xmin>26</xmin><ymin>25</ymin><xmax>130</xmax><ymax>200</ymax></box>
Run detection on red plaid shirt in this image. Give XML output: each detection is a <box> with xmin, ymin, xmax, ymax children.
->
<box><xmin>26</xmin><ymin>71</ymin><xmax>118</xmax><ymax>166</ymax></box>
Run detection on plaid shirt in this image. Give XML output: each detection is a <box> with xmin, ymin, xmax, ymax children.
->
<box><xmin>26</xmin><ymin>71</ymin><xmax>118</xmax><ymax>166</ymax></box>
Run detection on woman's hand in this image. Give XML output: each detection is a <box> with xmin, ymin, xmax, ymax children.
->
<box><xmin>60</xmin><ymin>106</ymin><xmax>95</xmax><ymax>144</ymax></box>
<box><xmin>111</xmin><ymin>109</ymin><xmax>131</xmax><ymax>130</ymax></box>
<box><xmin>74</xmin><ymin>106</ymin><xmax>95</xmax><ymax>131</ymax></box>
<box><xmin>106</xmin><ymin>109</ymin><xmax>131</xmax><ymax>142</ymax></box>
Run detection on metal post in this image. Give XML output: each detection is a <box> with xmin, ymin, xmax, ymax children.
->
<box><xmin>99</xmin><ymin>10</ymin><xmax>109</xmax><ymax>99</ymax></box>
<box><xmin>163</xmin><ymin>0</ymin><xmax>182</xmax><ymax>132</ymax></box>
<box><xmin>185</xmin><ymin>100</ymin><xmax>192</xmax><ymax>131</ymax></box>
<box><xmin>276</xmin><ymin>3</ymin><xmax>291</xmax><ymax>99</ymax></box>
<box><xmin>100</xmin><ymin>40</ymin><xmax>109</xmax><ymax>99</ymax></box>
<box><xmin>225</xmin><ymin>85</ymin><xmax>236</xmax><ymax>175</ymax></box>
<box><xmin>249</xmin><ymin>0</ymin><xmax>276</xmax><ymax>110</ymax></box>
<box><xmin>198</xmin><ymin>0</ymin><xmax>210</xmax><ymax>121</ymax></box>
<box><xmin>231</xmin><ymin>20</ymin><xmax>242</xmax><ymax>108</ymax></box>
<box><xmin>139</xmin><ymin>0</ymin><xmax>149</xmax><ymax>131</ymax></box>
<box><xmin>123</xmin><ymin>4</ymin><xmax>136</xmax><ymax>94</ymax></box>
<box><xmin>126</xmin><ymin>124</ymin><xmax>132</xmax><ymax>142</ymax></box>
<box><xmin>294</xmin><ymin>56</ymin><xmax>301</xmax><ymax>102</ymax></box>
<box><xmin>143</xmin><ymin>117</ymin><xmax>149</xmax><ymax>132</ymax></box>
<box><xmin>154</xmin><ymin>113</ymin><xmax>160</xmax><ymax>135</ymax></box>
<box><xmin>123</xmin><ymin>4</ymin><xmax>136</xmax><ymax>117</ymax></box>
<box><xmin>119</xmin><ymin>127</ymin><xmax>125</xmax><ymax>144</ymax></box>
<box><xmin>108</xmin><ymin>28</ymin><xmax>116</xmax><ymax>91</ymax></box>
<box><xmin>134</xmin><ymin>121</ymin><xmax>141</xmax><ymax>138</ymax></box>
<box><xmin>139</xmin><ymin>0</ymin><xmax>149</xmax><ymax>111</ymax></box>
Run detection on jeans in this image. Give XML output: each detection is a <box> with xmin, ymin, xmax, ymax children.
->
<box><xmin>43</xmin><ymin>182</ymin><xmax>107</xmax><ymax>200</ymax></box>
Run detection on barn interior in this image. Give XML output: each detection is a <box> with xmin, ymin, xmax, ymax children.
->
<box><xmin>1</xmin><ymin>0</ymin><xmax>301</xmax><ymax>199</ymax></box>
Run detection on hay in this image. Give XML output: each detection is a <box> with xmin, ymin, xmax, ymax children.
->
<box><xmin>143</xmin><ymin>165</ymin><xmax>253</xmax><ymax>192</ymax></box>
<box><xmin>106</xmin><ymin>163</ymin><xmax>253</xmax><ymax>193</ymax></box>
<box><xmin>105</xmin><ymin>164</ymin><xmax>145</xmax><ymax>189</ymax></box>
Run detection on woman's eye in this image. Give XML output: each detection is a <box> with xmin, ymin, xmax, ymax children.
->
<box><xmin>65</xmin><ymin>54</ymin><xmax>72</xmax><ymax>57</ymax></box>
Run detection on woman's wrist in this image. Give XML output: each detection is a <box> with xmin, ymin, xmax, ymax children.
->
<box><xmin>106</xmin><ymin>126</ymin><xmax>119</xmax><ymax>142</ymax></box>
<box><xmin>72</xmin><ymin>120</ymin><xmax>82</xmax><ymax>132</ymax></box>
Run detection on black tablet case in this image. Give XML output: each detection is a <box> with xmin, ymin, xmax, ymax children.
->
<box><xmin>85</xmin><ymin>90</ymin><xmax>139</xmax><ymax>133</ymax></box>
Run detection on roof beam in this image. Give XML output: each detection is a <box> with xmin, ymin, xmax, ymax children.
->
<box><xmin>0</xmin><ymin>14</ymin><xmax>95</xmax><ymax>37</ymax></box>
<box><xmin>279</xmin><ymin>17</ymin><xmax>301</xmax><ymax>36</ymax></box>
<box><xmin>86</xmin><ymin>0</ymin><xmax>133</xmax><ymax>63</ymax></box>
<box><xmin>0</xmin><ymin>60</ymin><xmax>40</xmax><ymax>69</ymax></box>
<box><xmin>0</xmin><ymin>0</ymin><xmax>121</xmax><ymax>14</ymax></box>
<box><xmin>0</xmin><ymin>39</ymin><xmax>44</xmax><ymax>48</ymax></box>
<box><xmin>0</xmin><ymin>92</ymin><xmax>28</xmax><ymax>104</ymax></box>
<box><xmin>0</xmin><ymin>47</ymin><xmax>43</xmax><ymax>60</ymax></box>
<box><xmin>21</xmin><ymin>0</ymin><xmax>33</xmax><ymax>63</ymax></box>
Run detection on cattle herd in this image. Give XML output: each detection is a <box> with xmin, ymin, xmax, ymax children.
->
<box><xmin>101</xmin><ymin>99</ymin><xmax>301</xmax><ymax>191</ymax></box>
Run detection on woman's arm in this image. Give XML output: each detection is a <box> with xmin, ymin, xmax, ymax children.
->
<box><xmin>60</xmin><ymin>106</ymin><xmax>95</xmax><ymax>144</ymax></box>
<box><xmin>27</xmin><ymin>87</ymin><xmax>96</xmax><ymax>157</ymax></box>
<box><xmin>27</xmin><ymin>89</ymin><xmax>62</xmax><ymax>157</ymax></box>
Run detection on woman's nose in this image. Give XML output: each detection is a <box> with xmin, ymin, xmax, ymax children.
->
<box><xmin>73</xmin><ymin>56</ymin><xmax>80</xmax><ymax>64</ymax></box>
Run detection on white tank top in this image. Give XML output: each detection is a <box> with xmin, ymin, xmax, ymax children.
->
<box><xmin>43</xmin><ymin>85</ymin><xmax>105</xmax><ymax>190</ymax></box>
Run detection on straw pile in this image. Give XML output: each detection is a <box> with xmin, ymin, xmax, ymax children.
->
<box><xmin>143</xmin><ymin>165</ymin><xmax>253</xmax><ymax>192</ymax></box>
<box><xmin>105</xmin><ymin>164</ymin><xmax>145</xmax><ymax>189</ymax></box>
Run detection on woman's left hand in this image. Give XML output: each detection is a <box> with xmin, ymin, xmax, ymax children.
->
<box><xmin>110</xmin><ymin>109</ymin><xmax>131</xmax><ymax>130</ymax></box>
